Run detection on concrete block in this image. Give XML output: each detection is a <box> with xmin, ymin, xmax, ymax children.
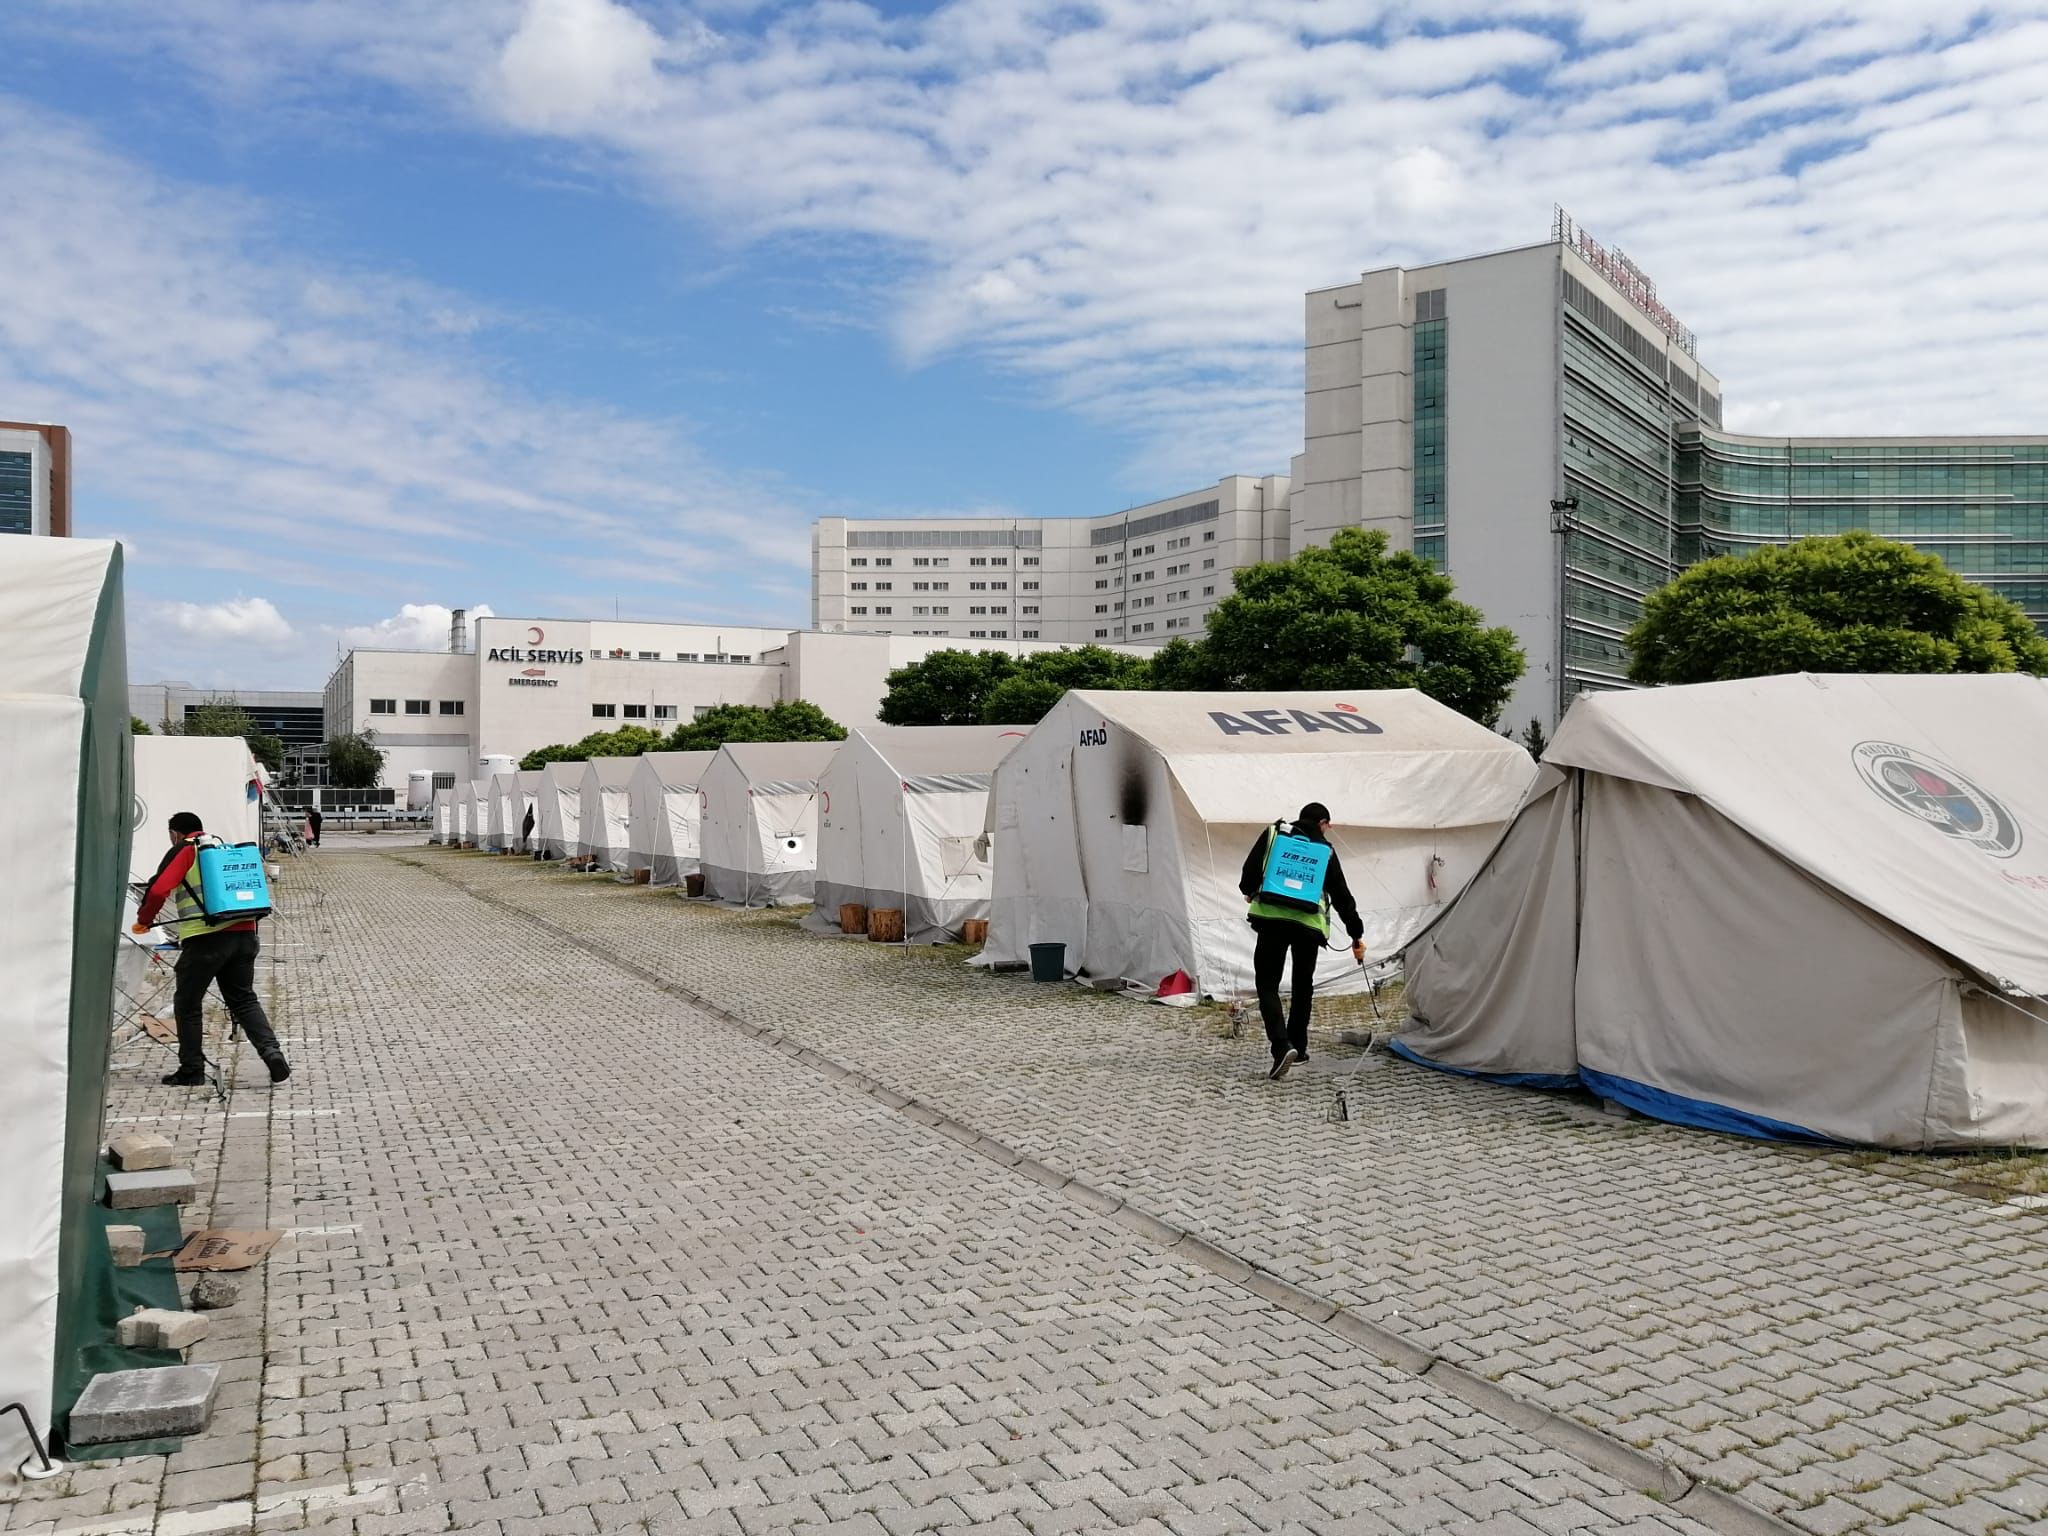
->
<box><xmin>108</xmin><ymin>1132</ymin><xmax>177</xmax><ymax>1171</ymax></box>
<box><xmin>190</xmin><ymin>1274</ymin><xmax>241</xmax><ymax>1310</ymax></box>
<box><xmin>107</xmin><ymin>1225</ymin><xmax>146</xmax><ymax>1268</ymax></box>
<box><xmin>106</xmin><ymin>1168</ymin><xmax>196</xmax><ymax>1209</ymax></box>
<box><xmin>68</xmin><ymin>1364</ymin><xmax>220</xmax><ymax>1444</ymax></box>
<box><xmin>116</xmin><ymin>1308</ymin><xmax>211</xmax><ymax>1350</ymax></box>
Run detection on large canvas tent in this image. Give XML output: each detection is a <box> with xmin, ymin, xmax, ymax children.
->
<box><xmin>806</xmin><ymin>726</ymin><xmax>1025</xmax><ymax>941</ymax></box>
<box><xmin>626</xmin><ymin>750</ymin><xmax>716</xmax><ymax>884</ymax></box>
<box><xmin>1397</xmin><ymin>673</ymin><xmax>2048</xmax><ymax>1149</ymax></box>
<box><xmin>535</xmin><ymin>761</ymin><xmax>584</xmax><ymax>860</ymax></box>
<box><xmin>429</xmin><ymin>787</ymin><xmax>454</xmax><ymax>844</ymax></box>
<box><xmin>699</xmin><ymin>741</ymin><xmax>843</xmax><ymax>905</ymax></box>
<box><xmin>128</xmin><ymin>736</ymin><xmax>262</xmax><ymax>892</ymax></box>
<box><xmin>577</xmin><ymin>757</ymin><xmax>638</xmax><ymax>869</ymax></box>
<box><xmin>465</xmin><ymin>778</ymin><xmax>495</xmax><ymax>848</ymax></box>
<box><xmin>488</xmin><ymin>771</ymin><xmax>523</xmax><ymax>853</ymax></box>
<box><xmin>977</xmin><ymin>690</ymin><xmax>1533</xmax><ymax>998</ymax></box>
<box><xmin>1</xmin><ymin>540</ymin><xmax>129</xmax><ymax>1466</ymax></box>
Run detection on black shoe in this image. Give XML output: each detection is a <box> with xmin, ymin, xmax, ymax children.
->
<box><xmin>162</xmin><ymin>1069</ymin><xmax>206</xmax><ymax>1087</ymax></box>
<box><xmin>265</xmin><ymin>1056</ymin><xmax>292</xmax><ymax>1084</ymax></box>
<box><xmin>1270</xmin><ymin>1049</ymin><xmax>1298</xmax><ymax>1081</ymax></box>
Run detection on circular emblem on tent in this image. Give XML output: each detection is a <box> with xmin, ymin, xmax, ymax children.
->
<box><xmin>1852</xmin><ymin>741</ymin><xmax>2021</xmax><ymax>859</ymax></box>
<box><xmin>131</xmin><ymin>793</ymin><xmax>146</xmax><ymax>832</ymax></box>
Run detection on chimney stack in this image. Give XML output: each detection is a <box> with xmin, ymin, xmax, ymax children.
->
<box><xmin>450</xmin><ymin>608</ymin><xmax>468</xmax><ymax>654</ymax></box>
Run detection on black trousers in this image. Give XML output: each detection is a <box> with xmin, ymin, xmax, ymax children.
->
<box><xmin>173</xmin><ymin>929</ymin><xmax>283</xmax><ymax>1073</ymax></box>
<box><xmin>1252</xmin><ymin>919</ymin><xmax>1324</xmax><ymax>1061</ymax></box>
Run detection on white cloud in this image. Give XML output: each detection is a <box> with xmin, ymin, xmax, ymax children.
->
<box><xmin>336</xmin><ymin>602</ymin><xmax>498</xmax><ymax>652</ymax></box>
<box><xmin>149</xmin><ymin>596</ymin><xmax>295</xmax><ymax>647</ymax></box>
<box><xmin>490</xmin><ymin>0</ymin><xmax>670</xmax><ymax>130</ymax></box>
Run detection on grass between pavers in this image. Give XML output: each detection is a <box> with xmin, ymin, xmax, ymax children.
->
<box><xmin>431</xmin><ymin>850</ymin><xmax>2048</xmax><ymax>1201</ymax></box>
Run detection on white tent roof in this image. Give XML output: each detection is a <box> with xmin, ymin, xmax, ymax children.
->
<box><xmin>716</xmin><ymin>740</ymin><xmax>842</xmax><ymax>792</ymax></box>
<box><xmin>584</xmin><ymin>756</ymin><xmax>639</xmax><ymax>788</ymax></box>
<box><xmin>860</xmin><ymin>723</ymin><xmax>1026</xmax><ymax>785</ymax></box>
<box><xmin>1548</xmin><ymin>672</ymin><xmax>2048</xmax><ymax>996</ymax></box>
<box><xmin>638</xmin><ymin>750</ymin><xmax>717</xmax><ymax>788</ymax></box>
<box><xmin>1069</xmin><ymin>689</ymin><xmax>1533</xmax><ymax>828</ymax></box>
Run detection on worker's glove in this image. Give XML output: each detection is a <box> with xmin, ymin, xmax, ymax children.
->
<box><xmin>130</xmin><ymin>922</ymin><xmax>150</xmax><ymax>935</ymax></box>
<box><xmin>1351</xmin><ymin>940</ymin><xmax>1366</xmax><ymax>964</ymax></box>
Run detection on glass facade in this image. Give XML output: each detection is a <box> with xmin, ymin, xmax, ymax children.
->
<box><xmin>1412</xmin><ymin>311</ymin><xmax>1447</xmax><ymax>571</ymax></box>
<box><xmin>1557</xmin><ymin>285</ymin><xmax>1693</xmax><ymax>706</ymax></box>
<box><xmin>0</xmin><ymin>449</ymin><xmax>31</xmax><ymax>535</ymax></box>
<box><xmin>1675</xmin><ymin>432</ymin><xmax>2048</xmax><ymax>630</ymax></box>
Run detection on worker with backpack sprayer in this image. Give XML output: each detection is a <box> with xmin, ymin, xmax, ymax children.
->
<box><xmin>134</xmin><ymin>810</ymin><xmax>293</xmax><ymax>1088</ymax></box>
<box><xmin>1240</xmin><ymin>801</ymin><xmax>1365</xmax><ymax>1080</ymax></box>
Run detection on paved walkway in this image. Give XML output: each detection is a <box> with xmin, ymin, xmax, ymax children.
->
<box><xmin>4</xmin><ymin>851</ymin><xmax>1734</xmax><ymax>1535</ymax></box>
<box><xmin>418</xmin><ymin>853</ymin><xmax>2048</xmax><ymax>1536</ymax></box>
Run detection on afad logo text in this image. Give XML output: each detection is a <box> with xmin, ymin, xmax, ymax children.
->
<box><xmin>1852</xmin><ymin>741</ymin><xmax>2021</xmax><ymax>859</ymax></box>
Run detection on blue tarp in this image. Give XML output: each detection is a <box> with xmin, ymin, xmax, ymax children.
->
<box><xmin>1577</xmin><ymin>1068</ymin><xmax>1835</xmax><ymax>1144</ymax></box>
<box><xmin>1386</xmin><ymin>1038</ymin><xmax>1580</xmax><ymax>1091</ymax></box>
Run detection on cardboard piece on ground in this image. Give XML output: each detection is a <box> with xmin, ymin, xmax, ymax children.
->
<box><xmin>138</xmin><ymin>1013</ymin><xmax>178</xmax><ymax>1046</ymax></box>
<box><xmin>172</xmin><ymin>1229</ymin><xmax>283</xmax><ymax>1272</ymax></box>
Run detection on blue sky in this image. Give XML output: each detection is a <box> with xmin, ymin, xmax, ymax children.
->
<box><xmin>2</xmin><ymin>0</ymin><xmax>2045</xmax><ymax>686</ymax></box>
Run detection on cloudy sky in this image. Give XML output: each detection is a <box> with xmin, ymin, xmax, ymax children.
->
<box><xmin>5</xmin><ymin>0</ymin><xmax>2045</xmax><ymax>687</ymax></box>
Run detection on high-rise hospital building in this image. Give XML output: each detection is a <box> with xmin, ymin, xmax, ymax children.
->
<box><xmin>814</xmin><ymin>214</ymin><xmax>2048</xmax><ymax>729</ymax></box>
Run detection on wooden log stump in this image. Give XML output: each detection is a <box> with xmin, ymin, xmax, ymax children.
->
<box><xmin>961</xmin><ymin>918</ymin><xmax>989</xmax><ymax>947</ymax></box>
<box><xmin>867</xmin><ymin>908</ymin><xmax>905</xmax><ymax>943</ymax></box>
<box><xmin>839</xmin><ymin>903</ymin><xmax>868</xmax><ymax>936</ymax></box>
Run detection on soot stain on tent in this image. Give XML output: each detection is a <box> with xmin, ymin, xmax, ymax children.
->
<box><xmin>1117</xmin><ymin>747</ymin><xmax>1149</xmax><ymax>825</ymax></box>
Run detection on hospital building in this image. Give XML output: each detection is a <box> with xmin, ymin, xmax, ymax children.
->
<box><xmin>813</xmin><ymin>212</ymin><xmax>2048</xmax><ymax>732</ymax></box>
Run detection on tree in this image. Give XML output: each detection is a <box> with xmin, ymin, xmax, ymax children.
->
<box><xmin>1627</xmin><ymin>532</ymin><xmax>2048</xmax><ymax>685</ymax></box>
<box><xmin>665</xmin><ymin>701</ymin><xmax>847</xmax><ymax>752</ymax></box>
<box><xmin>130</xmin><ymin>716</ymin><xmax>153</xmax><ymax>735</ymax></box>
<box><xmin>174</xmin><ymin>695</ymin><xmax>285</xmax><ymax>774</ymax></box>
<box><xmin>518</xmin><ymin>724</ymin><xmax>666</xmax><ymax>772</ymax></box>
<box><xmin>1155</xmin><ymin>528</ymin><xmax>1525</xmax><ymax>726</ymax></box>
<box><xmin>327</xmin><ymin>731</ymin><xmax>388</xmax><ymax>789</ymax></box>
<box><xmin>980</xmin><ymin>646</ymin><xmax>1154</xmax><ymax>725</ymax></box>
<box><xmin>1518</xmin><ymin>718</ymin><xmax>1548</xmax><ymax>758</ymax></box>
<box><xmin>878</xmin><ymin>649</ymin><xmax>1018</xmax><ymax>725</ymax></box>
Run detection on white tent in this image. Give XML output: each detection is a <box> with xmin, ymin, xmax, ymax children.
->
<box><xmin>977</xmin><ymin>690</ymin><xmax>1533</xmax><ymax>997</ymax></box>
<box><xmin>699</xmin><ymin>741</ymin><xmax>843</xmax><ymax>905</ymax></box>
<box><xmin>464</xmin><ymin>778</ymin><xmax>493</xmax><ymax>848</ymax></box>
<box><xmin>535</xmin><ymin>761</ymin><xmax>584</xmax><ymax>860</ymax></box>
<box><xmin>577</xmin><ymin>757</ymin><xmax>639</xmax><ymax>869</ymax></box>
<box><xmin>1398</xmin><ymin>673</ymin><xmax>2048</xmax><ymax>1149</ymax></box>
<box><xmin>488</xmin><ymin>771</ymin><xmax>523</xmax><ymax>853</ymax></box>
<box><xmin>128</xmin><ymin>736</ymin><xmax>263</xmax><ymax>892</ymax></box>
<box><xmin>806</xmin><ymin>726</ymin><xmax>1026</xmax><ymax>941</ymax></box>
<box><xmin>1</xmin><ymin>540</ymin><xmax>129</xmax><ymax>1465</ymax></box>
<box><xmin>626</xmin><ymin>750</ymin><xmax>717</xmax><ymax>885</ymax></box>
<box><xmin>429</xmin><ymin>787</ymin><xmax>454</xmax><ymax>845</ymax></box>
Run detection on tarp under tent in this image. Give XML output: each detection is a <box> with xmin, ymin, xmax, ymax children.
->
<box><xmin>976</xmin><ymin>690</ymin><xmax>1534</xmax><ymax>999</ymax></box>
<box><xmin>806</xmin><ymin>726</ymin><xmax>1026</xmax><ymax>942</ymax></box>
<box><xmin>535</xmin><ymin>761</ymin><xmax>584</xmax><ymax>860</ymax></box>
<box><xmin>578</xmin><ymin>757</ymin><xmax>639</xmax><ymax>870</ymax></box>
<box><xmin>626</xmin><ymin>751</ymin><xmax>717</xmax><ymax>885</ymax></box>
<box><xmin>429</xmin><ymin>787</ymin><xmax>454</xmax><ymax>845</ymax></box>
<box><xmin>128</xmin><ymin>736</ymin><xmax>263</xmax><ymax>895</ymax></box>
<box><xmin>1396</xmin><ymin>673</ymin><xmax>2048</xmax><ymax>1149</ymax></box>
<box><xmin>699</xmin><ymin>741</ymin><xmax>844</xmax><ymax>905</ymax></box>
<box><xmin>1</xmin><ymin>540</ymin><xmax>130</xmax><ymax>1465</ymax></box>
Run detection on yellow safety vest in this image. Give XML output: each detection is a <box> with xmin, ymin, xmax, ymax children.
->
<box><xmin>1245</xmin><ymin>827</ymin><xmax>1332</xmax><ymax>940</ymax></box>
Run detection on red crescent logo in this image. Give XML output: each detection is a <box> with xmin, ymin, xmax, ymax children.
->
<box><xmin>527</xmin><ymin>625</ymin><xmax>545</xmax><ymax>645</ymax></box>
<box><xmin>1333</xmin><ymin>702</ymin><xmax>1358</xmax><ymax>713</ymax></box>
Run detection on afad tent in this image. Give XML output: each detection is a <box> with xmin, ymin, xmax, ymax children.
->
<box><xmin>626</xmin><ymin>750</ymin><xmax>716</xmax><ymax>885</ymax></box>
<box><xmin>699</xmin><ymin>741</ymin><xmax>843</xmax><ymax>906</ymax></box>
<box><xmin>806</xmin><ymin>726</ymin><xmax>1026</xmax><ymax>941</ymax></box>
<box><xmin>535</xmin><ymin>761</ymin><xmax>584</xmax><ymax>860</ymax></box>
<box><xmin>429</xmin><ymin>787</ymin><xmax>454</xmax><ymax>845</ymax></box>
<box><xmin>577</xmin><ymin>757</ymin><xmax>639</xmax><ymax>870</ymax></box>
<box><xmin>1</xmin><ymin>540</ymin><xmax>129</xmax><ymax>1465</ymax></box>
<box><xmin>488</xmin><ymin>771</ymin><xmax>523</xmax><ymax>854</ymax></box>
<box><xmin>977</xmin><ymin>690</ymin><xmax>1533</xmax><ymax>998</ymax></box>
<box><xmin>1396</xmin><ymin>673</ymin><xmax>2048</xmax><ymax>1149</ymax></box>
<box><xmin>129</xmin><ymin>735</ymin><xmax>262</xmax><ymax>894</ymax></box>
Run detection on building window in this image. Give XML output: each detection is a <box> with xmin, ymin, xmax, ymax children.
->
<box><xmin>675</xmin><ymin>652</ymin><xmax>699</xmax><ymax>661</ymax></box>
<box><xmin>913</xmin><ymin>557</ymin><xmax>931</xmax><ymax>567</ymax></box>
<box><xmin>1022</xmin><ymin>629</ymin><xmax>1040</xmax><ymax>638</ymax></box>
<box><xmin>1095</xmin><ymin>579</ymin><xmax>1109</xmax><ymax>590</ymax></box>
<box><xmin>369</xmin><ymin>698</ymin><xmax>395</xmax><ymax>715</ymax></box>
<box><xmin>404</xmin><ymin>699</ymin><xmax>430</xmax><ymax>715</ymax></box>
<box><xmin>439</xmin><ymin>700</ymin><xmax>465</xmax><ymax>716</ymax></box>
<box><xmin>992</xmin><ymin>556</ymin><xmax>1008</xmax><ymax>566</ymax></box>
<box><xmin>1023</xmin><ymin>557</ymin><xmax>1039</xmax><ymax>566</ymax></box>
<box><xmin>874</xmin><ymin>606</ymin><xmax>893</xmax><ymax>615</ymax></box>
<box><xmin>593</xmin><ymin>703</ymin><xmax>617</xmax><ymax>718</ymax></box>
<box><xmin>1095</xmin><ymin>604</ymin><xmax>1109</xmax><ymax>614</ymax></box>
<box><xmin>991</xmin><ymin>581</ymin><xmax>1008</xmax><ymax>590</ymax></box>
<box><xmin>970</xmin><ymin>556</ymin><xmax>988</xmax><ymax>567</ymax></box>
<box><xmin>850</xmin><ymin>557</ymin><xmax>868</xmax><ymax>566</ymax></box>
<box><xmin>1022</xmin><ymin>580</ymin><xmax>1039</xmax><ymax>591</ymax></box>
<box><xmin>1203</xmin><ymin>585</ymin><xmax>1215</xmax><ymax>596</ymax></box>
<box><xmin>1023</xmin><ymin>605</ymin><xmax>1039</xmax><ymax>615</ymax></box>
<box><xmin>850</xmin><ymin>606</ymin><xmax>868</xmax><ymax>616</ymax></box>
<box><xmin>913</xmin><ymin>606</ymin><xmax>931</xmax><ymax>616</ymax></box>
<box><xmin>730</xmin><ymin>654</ymin><xmax>752</xmax><ymax>664</ymax></box>
<box><xmin>993</xmin><ymin>629</ymin><xmax>1009</xmax><ymax>637</ymax></box>
<box><xmin>654</xmin><ymin>705</ymin><xmax>676</xmax><ymax>720</ymax></box>
<box><xmin>1203</xmin><ymin>557</ymin><xmax>1216</xmax><ymax>569</ymax></box>
<box><xmin>1095</xmin><ymin>628</ymin><xmax>1110</xmax><ymax>638</ymax></box>
<box><xmin>931</xmin><ymin>608</ymin><xmax>948</xmax><ymax>617</ymax></box>
<box><xmin>1204</xmin><ymin>530</ymin><xmax>1216</xmax><ymax>542</ymax></box>
<box><xmin>874</xmin><ymin>557</ymin><xmax>893</xmax><ymax>566</ymax></box>
<box><xmin>992</xmin><ymin>605</ymin><xmax>1008</xmax><ymax>615</ymax></box>
<box><xmin>1096</xmin><ymin>554</ymin><xmax>1110</xmax><ymax>565</ymax></box>
<box><xmin>623</xmin><ymin>704</ymin><xmax>648</xmax><ymax>719</ymax></box>
<box><xmin>932</xmin><ymin>557</ymin><xmax>949</xmax><ymax>568</ymax></box>
<box><xmin>932</xmin><ymin>582</ymin><xmax>949</xmax><ymax>591</ymax></box>
<box><xmin>874</xmin><ymin>582</ymin><xmax>893</xmax><ymax>591</ymax></box>
<box><xmin>970</xmin><ymin>581</ymin><xmax>989</xmax><ymax>591</ymax></box>
<box><xmin>850</xmin><ymin>582</ymin><xmax>868</xmax><ymax>591</ymax></box>
<box><xmin>914</xmin><ymin>581</ymin><xmax>932</xmax><ymax>591</ymax></box>
<box><xmin>969</xmin><ymin>605</ymin><xmax>988</xmax><ymax>615</ymax></box>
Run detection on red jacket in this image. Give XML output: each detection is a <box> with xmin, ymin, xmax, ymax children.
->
<box><xmin>137</xmin><ymin>838</ymin><xmax>258</xmax><ymax>934</ymax></box>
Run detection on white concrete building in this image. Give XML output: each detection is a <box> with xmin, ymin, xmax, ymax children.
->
<box><xmin>323</xmin><ymin>615</ymin><xmax>1141</xmax><ymax>793</ymax></box>
<box><xmin>811</xmin><ymin>475</ymin><xmax>1290</xmax><ymax>647</ymax></box>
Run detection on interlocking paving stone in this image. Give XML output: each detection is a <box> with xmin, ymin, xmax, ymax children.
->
<box><xmin>424</xmin><ymin>849</ymin><xmax>2048</xmax><ymax>1536</ymax></box>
